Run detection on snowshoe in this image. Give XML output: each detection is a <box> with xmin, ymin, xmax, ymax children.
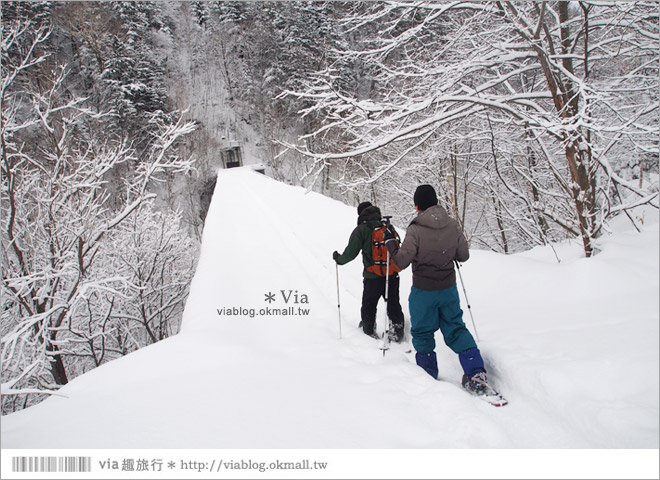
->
<box><xmin>461</xmin><ymin>372</ymin><xmax>508</xmax><ymax>407</ymax></box>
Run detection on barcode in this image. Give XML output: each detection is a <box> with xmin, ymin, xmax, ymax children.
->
<box><xmin>11</xmin><ymin>456</ymin><xmax>92</xmax><ymax>473</ymax></box>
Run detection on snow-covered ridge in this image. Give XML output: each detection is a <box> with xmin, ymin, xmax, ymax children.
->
<box><xmin>2</xmin><ymin>167</ymin><xmax>658</xmax><ymax>449</ymax></box>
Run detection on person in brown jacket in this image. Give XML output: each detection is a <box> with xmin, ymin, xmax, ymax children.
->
<box><xmin>383</xmin><ymin>185</ymin><xmax>497</xmax><ymax>397</ymax></box>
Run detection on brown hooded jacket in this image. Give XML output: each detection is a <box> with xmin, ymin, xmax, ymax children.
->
<box><xmin>386</xmin><ymin>205</ymin><xmax>469</xmax><ymax>291</ymax></box>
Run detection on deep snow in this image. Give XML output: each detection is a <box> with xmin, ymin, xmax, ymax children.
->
<box><xmin>1</xmin><ymin>168</ymin><xmax>659</xmax><ymax>474</ymax></box>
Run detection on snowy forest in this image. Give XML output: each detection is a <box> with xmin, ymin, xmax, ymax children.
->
<box><xmin>1</xmin><ymin>1</ymin><xmax>658</xmax><ymax>415</ymax></box>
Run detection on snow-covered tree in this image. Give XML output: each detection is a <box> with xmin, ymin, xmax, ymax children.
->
<box><xmin>281</xmin><ymin>1</ymin><xmax>659</xmax><ymax>257</ymax></box>
<box><xmin>46</xmin><ymin>2</ymin><xmax>171</xmax><ymax>151</ymax></box>
<box><xmin>1</xmin><ymin>19</ymin><xmax>194</xmax><ymax>412</ymax></box>
<box><xmin>60</xmin><ymin>202</ymin><xmax>196</xmax><ymax>377</ymax></box>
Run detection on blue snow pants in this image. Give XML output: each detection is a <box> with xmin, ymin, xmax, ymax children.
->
<box><xmin>408</xmin><ymin>284</ymin><xmax>477</xmax><ymax>355</ymax></box>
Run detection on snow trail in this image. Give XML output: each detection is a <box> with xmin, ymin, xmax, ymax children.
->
<box><xmin>2</xmin><ymin>167</ymin><xmax>657</xmax><ymax>449</ymax></box>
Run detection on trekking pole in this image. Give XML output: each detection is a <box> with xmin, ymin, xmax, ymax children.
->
<box><xmin>381</xmin><ymin>217</ymin><xmax>393</xmax><ymax>356</ymax></box>
<box><xmin>335</xmin><ymin>263</ymin><xmax>342</xmax><ymax>339</ymax></box>
<box><xmin>381</xmin><ymin>248</ymin><xmax>391</xmax><ymax>356</ymax></box>
<box><xmin>455</xmin><ymin>261</ymin><xmax>480</xmax><ymax>342</ymax></box>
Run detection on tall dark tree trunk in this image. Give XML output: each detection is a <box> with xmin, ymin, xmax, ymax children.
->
<box><xmin>565</xmin><ymin>144</ymin><xmax>597</xmax><ymax>257</ymax></box>
<box><xmin>521</xmin><ymin>1</ymin><xmax>598</xmax><ymax>256</ymax></box>
<box><xmin>557</xmin><ymin>1</ymin><xmax>597</xmax><ymax>257</ymax></box>
<box><xmin>47</xmin><ymin>342</ymin><xmax>69</xmax><ymax>385</ymax></box>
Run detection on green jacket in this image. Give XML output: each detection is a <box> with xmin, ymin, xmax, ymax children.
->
<box><xmin>336</xmin><ymin>205</ymin><xmax>396</xmax><ymax>279</ymax></box>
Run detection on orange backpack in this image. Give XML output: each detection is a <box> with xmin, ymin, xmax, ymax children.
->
<box><xmin>366</xmin><ymin>224</ymin><xmax>402</xmax><ymax>276</ymax></box>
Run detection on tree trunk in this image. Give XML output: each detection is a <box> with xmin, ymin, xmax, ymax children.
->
<box><xmin>565</xmin><ymin>144</ymin><xmax>596</xmax><ymax>256</ymax></box>
<box><xmin>557</xmin><ymin>2</ymin><xmax>597</xmax><ymax>256</ymax></box>
<box><xmin>47</xmin><ymin>342</ymin><xmax>69</xmax><ymax>385</ymax></box>
<box><xmin>527</xmin><ymin>132</ymin><xmax>549</xmax><ymax>242</ymax></box>
<box><xmin>492</xmin><ymin>194</ymin><xmax>509</xmax><ymax>254</ymax></box>
<box><xmin>530</xmin><ymin>2</ymin><xmax>597</xmax><ymax>256</ymax></box>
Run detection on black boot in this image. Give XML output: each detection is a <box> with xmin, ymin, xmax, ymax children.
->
<box><xmin>388</xmin><ymin>324</ymin><xmax>404</xmax><ymax>343</ymax></box>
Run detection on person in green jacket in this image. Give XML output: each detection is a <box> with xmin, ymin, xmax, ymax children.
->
<box><xmin>333</xmin><ymin>202</ymin><xmax>405</xmax><ymax>342</ymax></box>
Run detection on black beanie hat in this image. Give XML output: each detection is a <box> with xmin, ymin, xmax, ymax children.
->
<box><xmin>357</xmin><ymin>201</ymin><xmax>373</xmax><ymax>216</ymax></box>
<box><xmin>414</xmin><ymin>185</ymin><xmax>438</xmax><ymax>211</ymax></box>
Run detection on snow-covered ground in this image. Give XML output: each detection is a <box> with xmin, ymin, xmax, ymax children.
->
<box><xmin>2</xmin><ymin>168</ymin><xmax>658</xmax><ymax>477</ymax></box>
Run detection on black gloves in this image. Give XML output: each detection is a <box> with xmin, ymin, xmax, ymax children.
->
<box><xmin>332</xmin><ymin>251</ymin><xmax>340</xmax><ymax>263</ymax></box>
<box><xmin>383</xmin><ymin>226</ymin><xmax>396</xmax><ymax>243</ymax></box>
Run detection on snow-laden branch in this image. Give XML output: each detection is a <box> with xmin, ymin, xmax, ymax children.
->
<box><xmin>281</xmin><ymin>1</ymin><xmax>657</xmax><ymax>257</ymax></box>
<box><xmin>2</xmin><ymin>20</ymin><xmax>197</xmax><ymax>410</ymax></box>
